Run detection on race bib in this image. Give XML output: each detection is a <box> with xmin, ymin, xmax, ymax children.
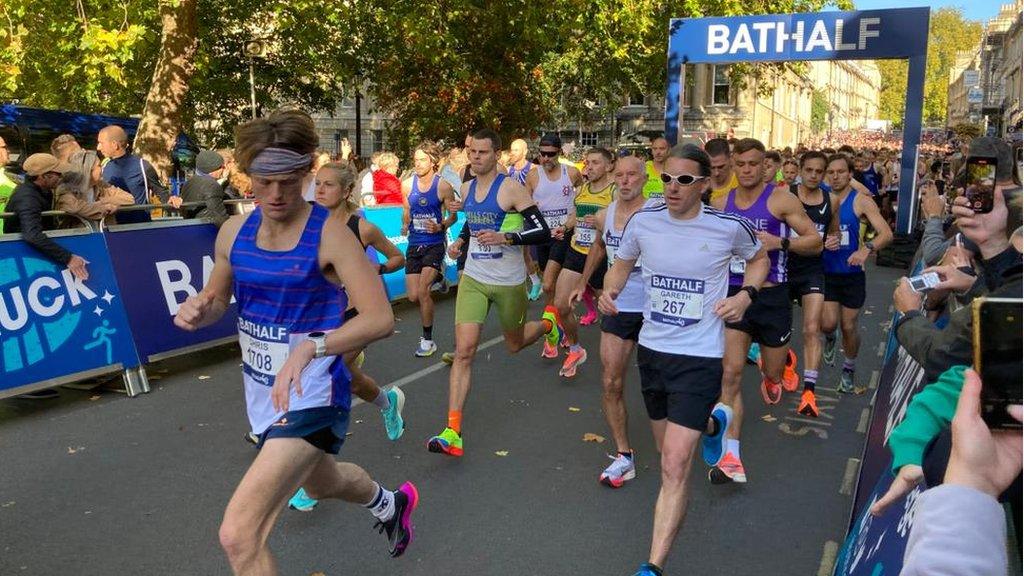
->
<box><xmin>542</xmin><ymin>208</ymin><xmax>568</xmax><ymax>228</ymax></box>
<box><xmin>575</xmin><ymin>224</ymin><xmax>596</xmax><ymax>248</ymax></box>
<box><xmin>238</xmin><ymin>319</ymin><xmax>291</xmax><ymax>386</ymax></box>
<box><xmin>729</xmin><ymin>256</ymin><xmax>746</xmax><ymax>275</ymax></box>
<box><xmin>412</xmin><ymin>216</ymin><xmax>436</xmax><ymax>232</ymax></box>
<box><xmin>840</xmin><ymin>228</ymin><xmax>851</xmax><ymax>247</ymax></box>
<box><xmin>649</xmin><ymin>275</ymin><xmax>705</xmax><ymax>327</ymax></box>
<box><xmin>470</xmin><ymin>236</ymin><xmax>502</xmax><ymax>260</ymax></box>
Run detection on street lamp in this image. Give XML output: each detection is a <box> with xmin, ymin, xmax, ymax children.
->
<box><xmin>243</xmin><ymin>39</ymin><xmax>268</xmax><ymax>119</ymax></box>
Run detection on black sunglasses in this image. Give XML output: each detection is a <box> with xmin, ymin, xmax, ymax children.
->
<box><xmin>538</xmin><ymin>150</ymin><xmax>559</xmax><ymax>158</ymax></box>
<box><xmin>660</xmin><ymin>172</ymin><xmax>707</xmax><ymax>185</ymax></box>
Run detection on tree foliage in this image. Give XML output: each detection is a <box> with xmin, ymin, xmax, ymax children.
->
<box><xmin>811</xmin><ymin>89</ymin><xmax>828</xmax><ymax>134</ymax></box>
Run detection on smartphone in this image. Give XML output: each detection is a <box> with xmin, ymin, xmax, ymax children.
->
<box><xmin>907</xmin><ymin>272</ymin><xmax>940</xmax><ymax>293</ymax></box>
<box><xmin>972</xmin><ymin>297</ymin><xmax>1023</xmax><ymax>429</ymax></box>
<box><xmin>966</xmin><ymin>155</ymin><xmax>997</xmax><ymax>213</ymax></box>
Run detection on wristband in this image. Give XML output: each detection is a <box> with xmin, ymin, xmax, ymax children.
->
<box><xmin>739</xmin><ymin>285</ymin><xmax>758</xmax><ymax>302</ymax></box>
<box><xmin>780</xmin><ymin>237</ymin><xmax>791</xmax><ymax>251</ymax></box>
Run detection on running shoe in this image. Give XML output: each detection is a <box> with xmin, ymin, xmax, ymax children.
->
<box><xmin>579</xmin><ymin>309</ymin><xmax>598</xmax><ymax>326</ymax></box>
<box><xmin>599</xmin><ymin>452</ymin><xmax>636</xmax><ymax>488</ymax></box>
<box><xmin>760</xmin><ymin>376</ymin><xmax>783</xmax><ymax>405</ymax></box>
<box><xmin>542</xmin><ymin>306</ymin><xmax>561</xmax><ymax>349</ymax></box>
<box><xmin>541</xmin><ymin>340</ymin><xmax>558</xmax><ymax>359</ymax></box>
<box><xmin>781</xmin><ymin>349</ymin><xmax>799</xmax><ymax>392</ymax></box>
<box><xmin>355</xmin><ymin>350</ymin><xmax>366</xmax><ymax>369</ymax></box>
<box><xmin>244</xmin><ymin>431</ymin><xmax>259</xmax><ymax>446</ymax></box>
<box><xmin>709</xmin><ymin>452</ymin><xmax>747</xmax><ymax>484</ymax></box>
<box><xmin>633</xmin><ymin>563</ymin><xmax>664</xmax><ymax>576</ymax></box>
<box><xmin>823</xmin><ymin>334</ymin><xmax>837</xmax><ymax>366</ymax></box>
<box><xmin>798</xmin><ymin>390</ymin><xmax>819</xmax><ymax>418</ymax></box>
<box><xmin>746</xmin><ymin>342</ymin><xmax>761</xmax><ymax>365</ymax></box>
<box><xmin>288</xmin><ymin>487</ymin><xmax>318</xmax><ymax>512</ymax></box>
<box><xmin>375</xmin><ymin>481</ymin><xmax>419</xmax><ymax>558</ymax></box>
<box><xmin>559</xmin><ymin>326</ymin><xmax>570</xmax><ymax>349</ymax></box>
<box><xmin>427</xmin><ymin>427</ymin><xmax>463</xmax><ymax>457</ymax></box>
<box><xmin>414</xmin><ymin>337</ymin><xmax>437</xmax><ymax>357</ymax></box>
<box><xmin>559</xmin><ymin>347</ymin><xmax>588</xmax><ymax>378</ymax></box>
<box><xmin>701</xmin><ymin>403</ymin><xmax>733</xmax><ymax>467</ymax></box>
<box><xmin>528</xmin><ymin>281</ymin><xmax>543</xmax><ymax>301</ymax></box>
<box><xmin>381</xmin><ymin>387</ymin><xmax>406</xmax><ymax>441</ymax></box>
<box><xmin>837</xmin><ymin>371</ymin><xmax>855</xmax><ymax>394</ymax></box>
<box><xmin>441</xmin><ymin>352</ymin><xmax>455</xmax><ymax>365</ymax></box>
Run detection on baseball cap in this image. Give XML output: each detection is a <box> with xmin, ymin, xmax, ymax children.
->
<box><xmin>23</xmin><ymin>153</ymin><xmax>73</xmax><ymax>177</ymax></box>
<box><xmin>539</xmin><ymin>133</ymin><xmax>562</xmax><ymax>149</ymax></box>
<box><xmin>968</xmin><ymin>137</ymin><xmax>1014</xmax><ymax>182</ymax></box>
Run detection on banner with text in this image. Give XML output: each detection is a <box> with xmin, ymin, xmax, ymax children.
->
<box><xmin>362</xmin><ymin>206</ymin><xmax>464</xmax><ymax>300</ymax></box>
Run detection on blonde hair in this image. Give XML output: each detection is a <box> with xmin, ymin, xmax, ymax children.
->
<box><xmin>319</xmin><ymin>163</ymin><xmax>359</xmax><ymax>213</ymax></box>
<box><xmin>377</xmin><ymin>151</ymin><xmax>399</xmax><ymax>171</ymax></box>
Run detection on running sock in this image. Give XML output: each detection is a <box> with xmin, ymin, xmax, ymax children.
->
<box><xmin>569</xmin><ymin>344</ymin><xmax>582</xmax><ymax>354</ymax></box>
<box><xmin>372</xmin><ymin>388</ymin><xmax>391</xmax><ymax>411</ymax></box>
<box><xmin>529</xmin><ymin>272</ymin><xmax>541</xmax><ymax>286</ymax></box>
<box><xmin>842</xmin><ymin>356</ymin><xmax>856</xmax><ymax>373</ymax></box>
<box><xmin>364</xmin><ymin>482</ymin><xmax>397</xmax><ymax>522</ymax></box>
<box><xmin>803</xmin><ymin>369</ymin><xmax>818</xmax><ymax>392</ymax></box>
<box><xmin>582</xmin><ymin>287</ymin><xmax>597</xmax><ymax>314</ymax></box>
<box><xmin>727</xmin><ymin>439</ymin><xmax>741</xmax><ymax>459</ymax></box>
<box><xmin>422</xmin><ymin>325</ymin><xmax>433</xmax><ymax>340</ymax></box>
<box><xmin>618</xmin><ymin>451</ymin><xmax>633</xmax><ymax>460</ymax></box>
<box><xmin>447</xmin><ymin>410</ymin><xmax>462</xmax><ymax>434</ymax></box>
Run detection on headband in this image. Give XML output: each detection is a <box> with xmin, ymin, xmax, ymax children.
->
<box><xmin>248</xmin><ymin>147</ymin><xmax>312</xmax><ymax>176</ymax></box>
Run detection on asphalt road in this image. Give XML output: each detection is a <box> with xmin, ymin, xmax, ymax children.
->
<box><xmin>0</xmin><ymin>263</ymin><xmax>903</xmax><ymax>576</ymax></box>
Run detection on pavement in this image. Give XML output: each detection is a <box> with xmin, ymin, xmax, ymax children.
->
<box><xmin>0</xmin><ymin>263</ymin><xmax>904</xmax><ymax>576</ymax></box>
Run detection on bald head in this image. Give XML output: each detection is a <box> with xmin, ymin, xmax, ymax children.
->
<box><xmin>97</xmin><ymin>125</ymin><xmax>128</xmax><ymax>159</ymax></box>
<box><xmin>509</xmin><ymin>138</ymin><xmax>529</xmax><ymax>164</ymax></box>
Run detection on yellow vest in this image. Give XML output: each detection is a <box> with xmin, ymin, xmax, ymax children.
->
<box><xmin>642</xmin><ymin>161</ymin><xmax>664</xmax><ymax>199</ymax></box>
<box><xmin>571</xmin><ymin>181</ymin><xmax>615</xmax><ymax>254</ymax></box>
<box><xmin>710</xmin><ymin>172</ymin><xmax>738</xmax><ymax>202</ymax></box>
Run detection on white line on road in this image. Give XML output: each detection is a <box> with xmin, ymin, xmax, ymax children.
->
<box><xmin>817</xmin><ymin>541</ymin><xmax>840</xmax><ymax>576</ymax></box>
<box><xmin>876</xmin><ymin>341</ymin><xmax>886</xmax><ymax>357</ymax></box>
<box><xmin>784</xmin><ymin>416</ymin><xmax>832</xmax><ymax>427</ymax></box>
<box><xmin>856</xmin><ymin>408</ymin><xmax>871</xmax><ymax>434</ymax></box>
<box><xmin>839</xmin><ymin>458</ymin><xmax>861</xmax><ymax>495</ymax></box>
<box><xmin>868</xmin><ymin>370</ymin><xmax>880</xmax><ymax>389</ymax></box>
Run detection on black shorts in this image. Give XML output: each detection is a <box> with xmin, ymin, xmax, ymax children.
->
<box><xmin>562</xmin><ymin>246</ymin><xmax>605</xmax><ymax>289</ymax></box>
<box><xmin>258</xmin><ymin>406</ymin><xmax>350</xmax><ymax>455</ymax></box>
<box><xmin>406</xmin><ymin>242</ymin><xmax>445</xmax><ymax>274</ymax></box>
<box><xmin>725</xmin><ymin>284</ymin><xmax>793</xmax><ymax>347</ymax></box>
<box><xmin>600</xmin><ymin>311</ymin><xmax>643</xmax><ymax>341</ymax></box>
<box><xmin>537</xmin><ymin>237</ymin><xmax>569</xmax><ymax>271</ymax></box>
<box><xmin>787</xmin><ymin>270</ymin><xmax>825</xmax><ymax>302</ymax></box>
<box><xmin>825</xmin><ymin>272</ymin><xmax>867</xmax><ymax>309</ymax></box>
<box><xmin>637</xmin><ymin>346</ymin><xmax>722</xmax><ymax>431</ymax></box>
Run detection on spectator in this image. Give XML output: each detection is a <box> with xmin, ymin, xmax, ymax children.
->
<box><xmin>372</xmin><ymin>151</ymin><xmax>403</xmax><ymax>205</ymax></box>
<box><xmin>3</xmin><ymin>153</ymin><xmax>89</xmax><ymax>279</ymax></box>
<box><xmin>180</xmin><ymin>150</ymin><xmax>237</xmax><ymax>227</ymax></box>
<box><xmin>359</xmin><ymin>150</ymin><xmax>383</xmax><ymax>205</ymax></box>
<box><xmin>0</xmin><ymin>136</ymin><xmax>17</xmax><ymax>233</ymax></box>
<box><xmin>96</xmin><ymin>125</ymin><xmax>179</xmax><ymax>224</ymax></box>
<box><xmin>50</xmin><ymin>134</ymin><xmax>83</xmax><ymax>163</ymax></box>
<box><xmin>55</xmin><ymin>150</ymin><xmax>133</xmax><ymax>227</ymax></box>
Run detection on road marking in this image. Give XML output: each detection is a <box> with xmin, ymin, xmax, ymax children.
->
<box><xmin>868</xmin><ymin>370</ymin><xmax>880</xmax><ymax>389</ymax></box>
<box><xmin>784</xmin><ymin>416</ymin><xmax>832</xmax><ymax>427</ymax></box>
<box><xmin>839</xmin><ymin>458</ymin><xmax>861</xmax><ymax>495</ymax></box>
<box><xmin>876</xmin><ymin>341</ymin><xmax>886</xmax><ymax>357</ymax></box>
<box><xmin>351</xmin><ymin>335</ymin><xmax>505</xmax><ymax>407</ymax></box>
<box><xmin>817</xmin><ymin>540</ymin><xmax>840</xmax><ymax>576</ymax></box>
<box><xmin>856</xmin><ymin>408</ymin><xmax>871</xmax><ymax>434</ymax></box>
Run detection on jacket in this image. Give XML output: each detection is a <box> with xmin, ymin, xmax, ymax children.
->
<box><xmin>3</xmin><ymin>180</ymin><xmax>72</xmax><ymax>264</ymax></box>
<box><xmin>180</xmin><ymin>174</ymin><xmax>236</xmax><ymax>226</ymax></box>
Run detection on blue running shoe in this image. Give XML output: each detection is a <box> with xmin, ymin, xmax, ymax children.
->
<box><xmin>382</xmin><ymin>387</ymin><xmax>406</xmax><ymax>441</ymax></box>
<box><xmin>701</xmin><ymin>402</ymin><xmax>733</xmax><ymax>467</ymax></box>
<box><xmin>288</xmin><ymin>488</ymin><xmax>318</xmax><ymax>512</ymax></box>
<box><xmin>528</xmin><ymin>281</ymin><xmax>543</xmax><ymax>301</ymax></box>
<box><xmin>633</xmin><ymin>563</ymin><xmax>663</xmax><ymax>576</ymax></box>
<box><xmin>746</xmin><ymin>342</ymin><xmax>761</xmax><ymax>365</ymax></box>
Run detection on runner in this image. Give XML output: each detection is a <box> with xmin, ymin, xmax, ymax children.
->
<box><xmin>174</xmin><ymin>109</ymin><xmax>418</xmax><ymax>572</ymax></box>
<box><xmin>551</xmin><ymin>147</ymin><xmax>616</xmax><ymax>377</ymax></box>
<box><xmin>402</xmin><ymin>141</ymin><xmax>456</xmax><ymax>358</ymax></box>
<box><xmin>507</xmin><ymin>138</ymin><xmax>544</xmax><ymax>301</ymax></box>
<box><xmin>780</xmin><ymin>158</ymin><xmax>799</xmax><ymax>187</ymax></box>
<box><xmin>786</xmin><ymin>151</ymin><xmax>841</xmax><ymax>417</ymax></box>
<box><xmin>763</xmin><ymin>150</ymin><xmax>783</xmax><ymax>185</ymax></box>
<box><xmin>820</xmin><ymin>154</ymin><xmax>893</xmax><ymax>392</ymax></box>
<box><xmin>709</xmin><ymin>138</ymin><xmax>822</xmax><ymax>485</ymax></box>
<box><xmin>705</xmin><ymin>138</ymin><xmax>738</xmax><ymax>203</ymax></box>
<box><xmin>642</xmin><ymin>136</ymin><xmax>669</xmax><ymax>200</ymax></box>
<box><xmin>598</xmin><ymin>144</ymin><xmax>767</xmax><ymax>576</ymax></box>
<box><xmin>568</xmin><ymin>154</ymin><xmax>647</xmax><ymax>486</ymax></box>
<box><xmin>427</xmin><ymin>129</ymin><xmax>557</xmax><ymax>457</ymax></box>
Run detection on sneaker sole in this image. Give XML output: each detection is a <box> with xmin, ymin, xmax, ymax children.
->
<box><xmin>391</xmin><ymin>482</ymin><xmax>419</xmax><ymax>557</ymax></box>
<box><xmin>709</xmin><ymin>467</ymin><xmax>748</xmax><ymax>484</ymax></box>
<box><xmin>559</xmin><ymin>351</ymin><xmax>587</xmax><ymax>377</ymax></box>
<box><xmin>414</xmin><ymin>348</ymin><xmax>437</xmax><ymax>357</ymax></box>
<box><xmin>760</xmin><ymin>382</ymin><xmax>782</xmax><ymax>405</ymax></box>
<box><xmin>427</xmin><ymin>438</ymin><xmax>463</xmax><ymax>457</ymax></box>
<box><xmin>599</xmin><ymin>469</ymin><xmax>636</xmax><ymax>488</ymax></box>
<box><xmin>289</xmin><ymin>502</ymin><xmax>318</xmax><ymax>512</ymax></box>
<box><xmin>798</xmin><ymin>404</ymin><xmax>819</xmax><ymax>418</ymax></box>
<box><xmin>386</xmin><ymin>388</ymin><xmax>406</xmax><ymax>441</ymax></box>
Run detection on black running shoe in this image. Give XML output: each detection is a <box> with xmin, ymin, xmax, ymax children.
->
<box><xmin>375</xmin><ymin>482</ymin><xmax>419</xmax><ymax>558</ymax></box>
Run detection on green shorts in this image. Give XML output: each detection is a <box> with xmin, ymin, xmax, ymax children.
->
<box><xmin>455</xmin><ymin>275</ymin><xmax>529</xmax><ymax>331</ymax></box>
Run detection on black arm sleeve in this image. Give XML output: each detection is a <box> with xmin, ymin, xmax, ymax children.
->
<box><xmin>507</xmin><ymin>204</ymin><xmax>552</xmax><ymax>246</ymax></box>
<box><xmin>12</xmin><ymin>194</ymin><xmax>72</xmax><ymax>265</ymax></box>
<box><xmin>458</xmin><ymin>220</ymin><xmax>471</xmax><ymax>243</ymax></box>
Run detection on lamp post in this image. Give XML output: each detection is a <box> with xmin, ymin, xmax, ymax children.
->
<box><xmin>243</xmin><ymin>39</ymin><xmax>267</xmax><ymax>120</ymax></box>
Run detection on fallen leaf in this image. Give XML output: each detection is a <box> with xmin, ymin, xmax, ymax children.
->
<box><xmin>89</xmin><ymin>395</ymin><xmax>100</xmax><ymax>401</ymax></box>
<box><xmin>582</xmin><ymin>433</ymin><xmax>605</xmax><ymax>443</ymax></box>
<box><xmin>355</xmin><ymin>420</ymin><xmax>363</xmax><ymax>424</ymax></box>
<box><xmin>310</xmin><ymin>572</ymin><xmax>326</xmax><ymax>576</ymax></box>
<box><xmin>67</xmin><ymin>446</ymin><xmax>85</xmax><ymax>454</ymax></box>
<box><xmin>494</xmin><ymin>450</ymin><xmax>509</xmax><ymax>457</ymax></box>
<box><xmin>1</xmin><ymin>501</ymin><xmax>14</xmax><ymax>508</ymax></box>
<box><xmin>761</xmin><ymin>414</ymin><xmax>777</xmax><ymax>422</ymax></box>
<box><xmin>568</xmin><ymin>407</ymin><xmax>581</xmax><ymax>412</ymax></box>
<box><xmin>84</xmin><ymin>510</ymin><xmax>91</xmax><ymax>515</ymax></box>
<box><xmin>854</xmin><ymin>386</ymin><xmax>868</xmax><ymax>395</ymax></box>
<box><xmin>198</xmin><ymin>375</ymin><xmax>210</xmax><ymax>380</ymax></box>
<box><xmin>864</xmin><ymin>310</ymin><xmax>873</xmax><ymax>315</ymax></box>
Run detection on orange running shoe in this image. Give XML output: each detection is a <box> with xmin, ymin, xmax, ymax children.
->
<box><xmin>559</xmin><ymin>347</ymin><xmax>588</xmax><ymax>378</ymax></box>
<box><xmin>709</xmin><ymin>452</ymin><xmax>747</xmax><ymax>484</ymax></box>
<box><xmin>760</xmin><ymin>376</ymin><xmax>782</xmax><ymax>405</ymax></box>
<box><xmin>798</xmin><ymin>390</ymin><xmax>819</xmax><ymax>418</ymax></box>
<box><xmin>781</xmin><ymin>349</ymin><xmax>799</xmax><ymax>392</ymax></box>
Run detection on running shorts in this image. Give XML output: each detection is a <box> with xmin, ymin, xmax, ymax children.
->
<box><xmin>600</xmin><ymin>311</ymin><xmax>643</xmax><ymax>342</ymax></box>
<box><xmin>824</xmin><ymin>272</ymin><xmax>867</xmax><ymax>309</ymax></box>
<box><xmin>406</xmin><ymin>243</ymin><xmax>445</xmax><ymax>275</ymax></box>
<box><xmin>561</xmin><ymin>245</ymin><xmax>605</xmax><ymax>289</ymax></box>
<box><xmin>788</xmin><ymin>271</ymin><xmax>825</xmax><ymax>302</ymax></box>
<box><xmin>637</xmin><ymin>346</ymin><xmax>722</xmax><ymax>431</ymax></box>
<box><xmin>725</xmin><ymin>284</ymin><xmax>794</xmax><ymax>347</ymax></box>
<box><xmin>258</xmin><ymin>406</ymin><xmax>350</xmax><ymax>455</ymax></box>
<box><xmin>454</xmin><ymin>274</ymin><xmax>528</xmax><ymax>331</ymax></box>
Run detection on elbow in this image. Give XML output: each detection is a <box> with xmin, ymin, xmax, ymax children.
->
<box><xmin>374</xmin><ymin>308</ymin><xmax>396</xmax><ymax>340</ymax></box>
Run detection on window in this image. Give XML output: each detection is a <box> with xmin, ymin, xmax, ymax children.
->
<box><xmin>712</xmin><ymin>65</ymin><xmax>731</xmax><ymax>105</ymax></box>
<box><xmin>581</xmin><ymin>132</ymin><xmax>598</xmax><ymax>147</ymax></box>
<box><xmin>372</xmin><ymin>130</ymin><xmax>384</xmax><ymax>153</ymax></box>
<box><xmin>628</xmin><ymin>92</ymin><xmax>646</xmax><ymax>106</ymax></box>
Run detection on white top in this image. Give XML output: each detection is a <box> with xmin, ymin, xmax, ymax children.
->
<box><xmin>532</xmin><ymin>165</ymin><xmax>575</xmax><ymax>228</ymax></box>
<box><xmin>603</xmin><ymin>200</ymin><xmax>646</xmax><ymax>313</ymax></box>
<box><xmin>617</xmin><ymin>204</ymin><xmax>761</xmax><ymax>357</ymax></box>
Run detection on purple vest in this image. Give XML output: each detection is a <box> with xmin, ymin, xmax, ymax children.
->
<box><xmin>725</xmin><ymin>184</ymin><xmax>788</xmax><ymax>285</ymax></box>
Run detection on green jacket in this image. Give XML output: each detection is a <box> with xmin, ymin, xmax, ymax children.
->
<box><xmin>0</xmin><ymin>170</ymin><xmax>16</xmax><ymax>233</ymax></box>
<box><xmin>888</xmin><ymin>365</ymin><xmax>966</xmax><ymax>473</ymax></box>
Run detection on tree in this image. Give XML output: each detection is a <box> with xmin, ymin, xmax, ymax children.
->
<box><xmin>811</xmin><ymin>89</ymin><xmax>828</xmax><ymax>134</ymax></box>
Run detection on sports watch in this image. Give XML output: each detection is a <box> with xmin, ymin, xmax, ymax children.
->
<box><xmin>308</xmin><ymin>331</ymin><xmax>328</xmax><ymax>358</ymax></box>
<box><xmin>865</xmin><ymin>241</ymin><xmax>876</xmax><ymax>252</ymax></box>
<box><xmin>780</xmin><ymin>237</ymin><xmax>791</xmax><ymax>251</ymax></box>
<box><xmin>739</xmin><ymin>285</ymin><xmax>758</xmax><ymax>302</ymax></box>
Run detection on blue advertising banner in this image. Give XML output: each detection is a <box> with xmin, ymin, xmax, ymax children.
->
<box><xmin>104</xmin><ymin>222</ymin><xmax>238</xmax><ymax>362</ymax></box>
<box><xmin>362</xmin><ymin>206</ymin><xmax>464</xmax><ymax>300</ymax></box>
<box><xmin>0</xmin><ymin>232</ymin><xmax>140</xmax><ymax>396</ymax></box>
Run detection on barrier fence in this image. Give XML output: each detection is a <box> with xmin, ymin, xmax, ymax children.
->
<box><xmin>0</xmin><ymin>200</ymin><xmax>463</xmax><ymax>398</ymax></box>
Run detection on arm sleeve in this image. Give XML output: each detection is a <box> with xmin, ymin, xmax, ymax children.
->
<box><xmin>507</xmin><ymin>205</ymin><xmax>552</xmax><ymax>245</ymax></box>
<box><xmin>12</xmin><ymin>194</ymin><xmax>72</xmax><ymax>264</ymax></box>
<box><xmin>57</xmin><ymin>193</ymin><xmax>106</xmax><ymax>221</ymax></box>
<box><xmin>889</xmin><ymin>366</ymin><xmax>966</xmax><ymax>473</ymax></box>
<box><xmin>919</xmin><ymin>217</ymin><xmax>950</xmax><ymax>267</ymax></box>
<box><xmin>895</xmin><ymin>312</ymin><xmax>939</xmax><ymax>367</ymax></box>
<box><xmin>458</xmin><ymin>220</ymin><xmax>471</xmax><ymax>243</ymax></box>
<box><xmin>900</xmin><ymin>484</ymin><xmax>1007</xmax><ymax>576</ymax></box>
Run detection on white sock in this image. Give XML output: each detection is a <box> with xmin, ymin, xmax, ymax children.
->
<box><xmin>363</xmin><ymin>482</ymin><xmax>396</xmax><ymax>522</ymax></box>
<box><xmin>529</xmin><ymin>273</ymin><xmax>541</xmax><ymax>285</ymax></box>
<box><xmin>727</xmin><ymin>439</ymin><xmax>741</xmax><ymax>459</ymax></box>
<box><xmin>372</xmin><ymin>388</ymin><xmax>391</xmax><ymax>411</ymax></box>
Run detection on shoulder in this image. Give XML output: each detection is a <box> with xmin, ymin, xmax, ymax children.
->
<box><xmin>216</xmin><ymin>214</ymin><xmax>247</xmax><ymax>249</ymax></box>
<box><xmin>704</xmin><ymin>206</ymin><xmax>757</xmax><ymax>236</ymax></box>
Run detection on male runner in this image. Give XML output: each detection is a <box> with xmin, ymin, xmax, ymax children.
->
<box><xmin>642</xmin><ymin>136</ymin><xmax>669</xmax><ymax>199</ymax></box>
<box><xmin>427</xmin><ymin>129</ymin><xmax>557</xmax><ymax>457</ymax></box>
<box><xmin>763</xmin><ymin>150</ymin><xmax>783</xmax><ymax>185</ymax></box>
<box><xmin>599</xmin><ymin>144</ymin><xmax>767</xmax><ymax>576</ymax></box>
<box><xmin>569</xmin><ymin>155</ymin><xmax>647</xmax><ymax>486</ymax></box>
<box><xmin>820</xmin><ymin>154</ymin><xmax>892</xmax><ymax>392</ymax></box>
<box><xmin>552</xmin><ymin>147</ymin><xmax>616</xmax><ymax>377</ymax></box>
<box><xmin>705</xmin><ymin>138</ymin><xmax>738</xmax><ymax>203</ymax></box>
<box><xmin>709</xmin><ymin>138</ymin><xmax>822</xmax><ymax>484</ymax></box>
<box><xmin>174</xmin><ymin>109</ymin><xmax>418</xmax><ymax>573</ymax></box>
<box><xmin>506</xmin><ymin>138</ymin><xmax>543</xmax><ymax>299</ymax></box>
<box><xmin>786</xmin><ymin>151</ymin><xmax>841</xmax><ymax>417</ymax></box>
<box><xmin>402</xmin><ymin>141</ymin><xmax>456</xmax><ymax>357</ymax></box>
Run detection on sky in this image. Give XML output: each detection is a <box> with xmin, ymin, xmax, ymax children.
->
<box><xmin>849</xmin><ymin>0</ymin><xmax>1012</xmax><ymax>22</ymax></box>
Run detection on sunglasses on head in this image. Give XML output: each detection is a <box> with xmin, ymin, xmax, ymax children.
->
<box><xmin>659</xmin><ymin>172</ymin><xmax>706</xmax><ymax>185</ymax></box>
<box><xmin>538</xmin><ymin>150</ymin><xmax>559</xmax><ymax>158</ymax></box>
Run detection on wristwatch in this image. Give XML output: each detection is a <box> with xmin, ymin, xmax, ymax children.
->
<box><xmin>780</xmin><ymin>237</ymin><xmax>791</xmax><ymax>251</ymax></box>
<box><xmin>865</xmin><ymin>241</ymin><xmax>876</xmax><ymax>252</ymax></box>
<box><xmin>308</xmin><ymin>331</ymin><xmax>328</xmax><ymax>358</ymax></box>
<box><xmin>504</xmin><ymin>232</ymin><xmax>517</xmax><ymax>245</ymax></box>
<box><xmin>739</xmin><ymin>285</ymin><xmax>758</xmax><ymax>302</ymax></box>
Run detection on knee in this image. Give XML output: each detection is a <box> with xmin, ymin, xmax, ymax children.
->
<box><xmin>601</xmin><ymin>374</ymin><xmax>624</xmax><ymax>398</ymax></box>
<box><xmin>722</xmin><ymin>365</ymin><xmax>744</xmax><ymax>388</ymax></box>
<box><xmin>802</xmin><ymin>324</ymin><xmax>818</xmax><ymax>343</ymax></box>
<box><xmin>419</xmin><ymin>285</ymin><xmax>433</xmax><ymax>302</ymax></box>
<box><xmin>219</xmin><ymin>518</ymin><xmax>256</xmax><ymax>561</ymax></box>
<box><xmin>454</xmin><ymin>343</ymin><xmax>476</xmax><ymax>363</ymax></box>
<box><xmin>660</xmin><ymin>450</ymin><xmax>694</xmax><ymax>484</ymax></box>
<box><xmin>407</xmin><ymin>292</ymin><xmax>419</xmax><ymax>304</ymax></box>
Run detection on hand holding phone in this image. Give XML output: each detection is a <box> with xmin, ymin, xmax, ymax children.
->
<box><xmin>965</xmin><ymin>156</ymin><xmax>997</xmax><ymax>214</ymax></box>
<box><xmin>973</xmin><ymin>297</ymin><xmax>1023</xmax><ymax>429</ymax></box>
<box><xmin>907</xmin><ymin>272</ymin><xmax>940</xmax><ymax>293</ymax></box>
